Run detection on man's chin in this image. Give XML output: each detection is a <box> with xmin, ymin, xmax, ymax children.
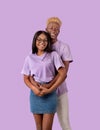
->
<box><xmin>51</xmin><ymin>36</ymin><xmax>56</xmax><ymax>40</ymax></box>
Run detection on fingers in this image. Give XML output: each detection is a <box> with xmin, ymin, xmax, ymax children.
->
<box><xmin>40</xmin><ymin>86</ymin><xmax>48</xmax><ymax>90</ymax></box>
<box><xmin>38</xmin><ymin>90</ymin><xmax>46</xmax><ymax>96</ymax></box>
<box><xmin>36</xmin><ymin>83</ymin><xmax>41</xmax><ymax>88</ymax></box>
<box><xmin>36</xmin><ymin>86</ymin><xmax>49</xmax><ymax>96</ymax></box>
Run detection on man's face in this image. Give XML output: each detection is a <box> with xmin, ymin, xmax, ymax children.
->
<box><xmin>46</xmin><ymin>22</ymin><xmax>60</xmax><ymax>42</ymax></box>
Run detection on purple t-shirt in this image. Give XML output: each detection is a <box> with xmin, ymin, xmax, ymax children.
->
<box><xmin>52</xmin><ymin>40</ymin><xmax>73</xmax><ymax>96</ymax></box>
<box><xmin>21</xmin><ymin>51</ymin><xmax>64</xmax><ymax>83</ymax></box>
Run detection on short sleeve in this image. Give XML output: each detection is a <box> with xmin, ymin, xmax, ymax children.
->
<box><xmin>21</xmin><ymin>57</ymin><xmax>31</xmax><ymax>75</ymax></box>
<box><xmin>52</xmin><ymin>51</ymin><xmax>65</xmax><ymax>70</ymax></box>
<box><xmin>62</xmin><ymin>44</ymin><xmax>73</xmax><ymax>62</ymax></box>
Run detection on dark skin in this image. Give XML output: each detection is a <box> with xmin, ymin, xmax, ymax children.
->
<box><xmin>23</xmin><ymin>33</ymin><xmax>66</xmax><ymax>130</ymax></box>
<box><xmin>29</xmin><ymin>62</ymin><xmax>69</xmax><ymax>96</ymax></box>
<box><xmin>24</xmin><ymin>32</ymin><xmax>66</xmax><ymax>96</ymax></box>
<box><xmin>30</xmin><ymin>22</ymin><xmax>70</xmax><ymax>96</ymax></box>
<box><xmin>29</xmin><ymin>67</ymin><xmax>66</xmax><ymax>96</ymax></box>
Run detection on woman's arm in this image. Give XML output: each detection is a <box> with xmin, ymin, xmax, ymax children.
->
<box><xmin>29</xmin><ymin>76</ymin><xmax>41</xmax><ymax>88</ymax></box>
<box><xmin>23</xmin><ymin>75</ymin><xmax>41</xmax><ymax>96</ymax></box>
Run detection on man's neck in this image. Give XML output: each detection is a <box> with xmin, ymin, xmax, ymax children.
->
<box><xmin>52</xmin><ymin>39</ymin><xmax>57</xmax><ymax>44</ymax></box>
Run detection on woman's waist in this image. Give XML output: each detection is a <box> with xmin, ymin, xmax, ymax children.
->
<box><xmin>34</xmin><ymin>77</ymin><xmax>52</xmax><ymax>84</ymax></box>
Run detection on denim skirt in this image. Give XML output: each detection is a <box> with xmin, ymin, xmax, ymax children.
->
<box><xmin>30</xmin><ymin>90</ymin><xmax>57</xmax><ymax>114</ymax></box>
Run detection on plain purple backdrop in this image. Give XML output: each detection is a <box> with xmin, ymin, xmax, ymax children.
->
<box><xmin>0</xmin><ymin>0</ymin><xmax>100</xmax><ymax>130</ymax></box>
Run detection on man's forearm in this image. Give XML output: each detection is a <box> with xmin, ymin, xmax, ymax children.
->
<box><xmin>47</xmin><ymin>74</ymin><xmax>59</xmax><ymax>88</ymax></box>
<box><xmin>48</xmin><ymin>67</ymin><xmax>66</xmax><ymax>93</ymax></box>
<box><xmin>63</xmin><ymin>61</ymin><xmax>70</xmax><ymax>75</ymax></box>
<box><xmin>48</xmin><ymin>61</ymin><xmax>69</xmax><ymax>89</ymax></box>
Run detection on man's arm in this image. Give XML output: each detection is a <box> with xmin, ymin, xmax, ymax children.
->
<box><xmin>39</xmin><ymin>60</ymin><xmax>70</xmax><ymax>95</ymax></box>
<box><xmin>29</xmin><ymin>60</ymin><xmax>70</xmax><ymax>89</ymax></box>
<box><xmin>63</xmin><ymin>60</ymin><xmax>70</xmax><ymax>74</ymax></box>
<box><xmin>42</xmin><ymin>60</ymin><xmax>70</xmax><ymax>88</ymax></box>
<box><xmin>39</xmin><ymin>67</ymin><xmax>66</xmax><ymax>95</ymax></box>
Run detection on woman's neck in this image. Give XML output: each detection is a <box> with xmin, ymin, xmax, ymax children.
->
<box><xmin>37</xmin><ymin>50</ymin><xmax>45</xmax><ymax>56</ymax></box>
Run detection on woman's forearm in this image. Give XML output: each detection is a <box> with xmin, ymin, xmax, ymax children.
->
<box><xmin>23</xmin><ymin>75</ymin><xmax>41</xmax><ymax>95</ymax></box>
<box><xmin>24</xmin><ymin>75</ymin><xmax>34</xmax><ymax>89</ymax></box>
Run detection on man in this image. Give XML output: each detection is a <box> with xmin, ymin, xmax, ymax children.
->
<box><xmin>45</xmin><ymin>17</ymin><xmax>73</xmax><ymax>130</ymax></box>
<box><xmin>30</xmin><ymin>17</ymin><xmax>73</xmax><ymax>130</ymax></box>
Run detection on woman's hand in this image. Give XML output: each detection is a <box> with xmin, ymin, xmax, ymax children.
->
<box><xmin>24</xmin><ymin>75</ymin><xmax>41</xmax><ymax>96</ymax></box>
<box><xmin>31</xmin><ymin>85</ymin><xmax>41</xmax><ymax>96</ymax></box>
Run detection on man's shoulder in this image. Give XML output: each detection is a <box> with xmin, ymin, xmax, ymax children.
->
<box><xmin>57</xmin><ymin>40</ymin><xmax>70</xmax><ymax>49</ymax></box>
<box><xmin>50</xmin><ymin>51</ymin><xmax>58</xmax><ymax>56</ymax></box>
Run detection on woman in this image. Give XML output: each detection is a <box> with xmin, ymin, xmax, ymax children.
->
<box><xmin>21</xmin><ymin>30</ymin><xmax>66</xmax><ymax>130</ymax></box>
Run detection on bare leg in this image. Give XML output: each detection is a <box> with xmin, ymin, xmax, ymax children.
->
<box><xmin>42</xmin><ymin>113</ymin><xmax>54</xmax><ymax>130</ymax></box>
<box><xmin>33</xmin><ymin>114</ymin><xmax>43</xmax><ymax>130</ymax></box>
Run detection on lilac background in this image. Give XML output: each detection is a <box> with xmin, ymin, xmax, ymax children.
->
<box><xmin>0</xmin><ymin>0</ymin><xmax>100</xmax><ymax>130</ymax></box>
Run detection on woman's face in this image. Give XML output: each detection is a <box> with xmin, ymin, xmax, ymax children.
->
<box><xmin>36</xmin><ymin>33</ymin><xmax>48</xmax><ymax>51</ymax></box>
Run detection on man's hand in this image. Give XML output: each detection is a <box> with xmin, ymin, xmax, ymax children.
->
<box><xmin>41</xmin><ymin>83</ymin><xmax>50</xmax><ymax>89</ymax></box>
<box><xmin>39</xmin><ymin>86</ymin><xmax>50</xmax><ymax>96</ymax></box>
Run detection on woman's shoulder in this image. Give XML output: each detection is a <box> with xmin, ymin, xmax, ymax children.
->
<box><xmin>25</xmin><ymin>53</ymin><xmax>35</xmax><ymax>60</ymax></box>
